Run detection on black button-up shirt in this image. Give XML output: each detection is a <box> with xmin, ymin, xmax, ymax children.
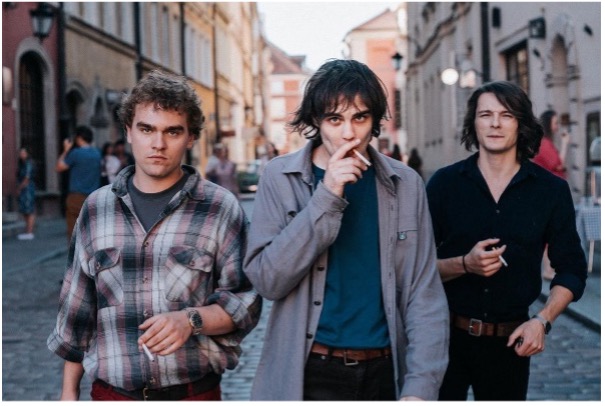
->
<box><xmin>427</xmin><ymin>153</ymin><xmax>587</xmax><ymax>322</ymax></box>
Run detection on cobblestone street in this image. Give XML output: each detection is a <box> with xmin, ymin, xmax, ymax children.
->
<box><xmin>2</xmin><ymin>201</ymin><xmax>600</xmax><ymax>400</ymax></box>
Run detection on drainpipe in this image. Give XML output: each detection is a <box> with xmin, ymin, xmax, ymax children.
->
<box><xmin>134</xmin><ymin>3</ymin><xmax>142</xmax><ymax>81</ymax></box>
<box><xmin>213</xmin><ymin>3</ymin><xmax>221</xmax><ymax>144</ymax></box>
<box><xmin>480</xmin><ymin>2</ymin><xmax>491</xmax><ymax>83</ymax></box>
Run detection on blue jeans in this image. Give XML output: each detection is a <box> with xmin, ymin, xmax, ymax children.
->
<box><xmin>303</xmin><ymin>352</ymin><xmax>396</xmax><ymax>400</ymax></box>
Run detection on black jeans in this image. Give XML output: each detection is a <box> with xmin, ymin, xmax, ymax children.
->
<box><xmin>439</xmin><ymin>328</ymin><xmax>531</xmax><ymax>400</ymax></box>
<box><xmin>303</xmin><ymin>352</ymin><xmax>396</xmax><ymax>401</ymax></box>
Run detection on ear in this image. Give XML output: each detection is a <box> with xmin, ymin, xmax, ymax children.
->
<box><xmin>186</xmin><ymin>134</ymin><xmax>195</xmax><ymax>150</ymax></box>
<box><xmin>125</xmin><ymin>127</ymin><xmax>132</xmax><ymax>144</ymax></box>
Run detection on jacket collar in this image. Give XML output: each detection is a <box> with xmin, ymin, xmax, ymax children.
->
<box><xmin>112</xmin><ymin>164</ymin><xmax>204</xmax><ymax>200</ymax></box>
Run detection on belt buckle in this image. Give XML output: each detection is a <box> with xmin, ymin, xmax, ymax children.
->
<box><xmin>343</xmin><ymin>350</ymin><xmax>359</xmax><ymax>366</ymax></box>
<box><xmin>468</xmin><ymin>318</ymin><xmax>483</xmax><ymax>336</ymax></box>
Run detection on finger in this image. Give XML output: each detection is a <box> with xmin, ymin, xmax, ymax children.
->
<box><xmin>477</xmin><ymin>238</ymin><xmax>501</xmax><ymax>250</ymax></box>
<box><xmin>331</xmin><ymin>139</ymin><xmax>362</xmax><ymax>161</ymax></box>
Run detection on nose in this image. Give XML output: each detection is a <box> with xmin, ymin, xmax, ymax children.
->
<box><xmin>341</xmin><ymin>120</ymin><xmax>355</xmax><ymax>140</ymax></box>
<box><xmin>491</xmin><ymin>114</ymin><xmax>501</xmax><ymax>128</ymax></box>
<box><xmin>150</xmin><ymin>132</ymin><xmax>167</xmax><ymax>150</ymax></box>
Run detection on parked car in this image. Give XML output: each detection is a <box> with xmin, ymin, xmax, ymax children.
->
<box><xmin>237</xmin><ymin>160</ymin><xmax>262</xmax><ymax>193</ymax></box>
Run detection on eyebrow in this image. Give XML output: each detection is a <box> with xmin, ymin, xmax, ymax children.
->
<box><xmin>135</xmin><ymin>122</ymin><xmax>185</xmax><ymax>132</ymax></box>
<box><xmin>324</xmin><ymin>109</ymin><xmax>371</xmax><ymax>118</ymax></box>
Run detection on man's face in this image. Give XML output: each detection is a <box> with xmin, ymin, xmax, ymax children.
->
<box><xmin>474</xmin><ymin>92</ymin><xmax>519</xmax><ymax>157</ymax></box>
<box><xmin>318</xmin><ymin>96</ymin><xmax>374</xmax><ymax>157</ymax></box>
<box><xmin>126</xmin><ymin>103</ymin><xmax>194</xmax><ymax>190</ymax></box>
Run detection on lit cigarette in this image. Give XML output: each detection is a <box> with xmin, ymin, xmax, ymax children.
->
<box><xmin>142</xmin><ymin>343</ymin><xmax>155</xmax><ymax>361</ymax></box>
<box><xmin>492</xmin><ymin>247</ymin><xmax>508</xmax><ymax>267</ymax></box>
<box><xmin>352</xmin><ymin>149</ymin><xmax>371</xmax><ymax>166</ymax></box>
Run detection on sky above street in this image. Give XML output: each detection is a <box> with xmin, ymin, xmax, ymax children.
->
<box><xmin>258</xmin><ymin>2</ymin><xmax>398</xmax><ymax>71</ymax></box>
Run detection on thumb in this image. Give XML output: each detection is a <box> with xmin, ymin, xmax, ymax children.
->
<box><xmin>477</xmin><ymin>238</ymin><xmax>500</xmax><ymax>249</ymax></box>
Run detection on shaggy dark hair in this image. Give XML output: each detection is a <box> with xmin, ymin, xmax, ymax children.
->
<box><xmin>288</xmin><ymin>59</ymin><xmax>389</xmax><ymax>140</ymax></box>
<box><xmin>74</xmin><ymin>125</ymin><xmax>94</xmax><ymax>143</ymax></box>
<box><xmin>118</xmin><ymin>70</ymin><xmax>205</xmax><ymax>139</ymax></box>
<box><xmin>539</xmin><ymin>110</ymin><xmax>557</xmax><ymax>140</ymax></box>
<box><xmin>461</xmin><ymin>81</ymin><xmax>543</xmax><ymax>161</ymax></box>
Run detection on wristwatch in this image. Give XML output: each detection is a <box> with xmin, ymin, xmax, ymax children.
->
<box><xmin>531</xmin><ymin>314</ymin><xmax>552</xmax><ymax>335</ymax></box>
<box><xmin>185</xmin><ymin>308</ymin><xmax>204</xmax><ymax>335</ymax></box>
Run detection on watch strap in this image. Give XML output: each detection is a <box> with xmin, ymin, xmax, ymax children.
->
<box><xmin>531</xmin><ymin>314</ymin><xmax>551</xmax><ymax>334</ymax></box>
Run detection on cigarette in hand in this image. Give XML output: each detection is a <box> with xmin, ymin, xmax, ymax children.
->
<box><xmin>352</xmin><ymin>149</ymin><xmax>371</xmax><ymax>166</ymax></box>
<box><xmin>492</xmin><ymin>247</ymin><xmax>508</xmax><ymax>267</ymax></box>
<box><xmin>142</xmin><ymin>343</ymin><xmax>155</xmax><ymax>361</ymax></box>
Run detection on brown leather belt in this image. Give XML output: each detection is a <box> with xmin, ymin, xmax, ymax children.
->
<box><xmin>311</xmin><ymin>342</ymin><xmax>391</xmax><ymax>366</ymax></box>
<box><xmin>451</xmin><ymin>313</ymin><xmax>525</xmax><ymax>337</ymax></box>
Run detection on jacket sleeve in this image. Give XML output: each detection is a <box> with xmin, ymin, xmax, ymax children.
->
<box><xmin>243</xmin><ymin>163</ymin><xmax>347</xmax><ymax>300</ymax></box>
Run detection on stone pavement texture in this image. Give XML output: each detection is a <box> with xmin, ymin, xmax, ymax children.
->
<box><xmin>2</xmin><ymin>214</ymin><xmax>600</xmax><ymax>401</ymax></box>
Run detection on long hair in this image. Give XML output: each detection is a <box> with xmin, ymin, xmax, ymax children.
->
<box><xmin>288</xmin><ymin>59</ymin><xmax>389</xmax><ymax>140</ymax></box>
<box><xmin>461</xmin><ymin>81</ymin><xmax>543</xmax><ymax>161</ymax></box>
<box><xmin>118</xmin><ymin>70</ymin><xmax>205</xmax><ymax>139</ymax></box>
<box><xmin>539</xmin><ymin>110</ymin><xmax>557</xmax><ymax>140</ymax></box>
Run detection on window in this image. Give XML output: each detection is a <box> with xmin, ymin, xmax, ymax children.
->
<box><xmin>504</xmin><ymin>43</ymin><xmax>529</xmax><ymax>94</ymax></box>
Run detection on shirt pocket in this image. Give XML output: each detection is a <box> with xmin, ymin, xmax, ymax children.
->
<box><xmin>164</xmin><ymin>246</ymin><xmax>214</xmax><ymax>304</ymax></box>
<box><xmin>90</xmin><ymin>247</ymin><xmax>123</xmax><ymax>309</ymax></box>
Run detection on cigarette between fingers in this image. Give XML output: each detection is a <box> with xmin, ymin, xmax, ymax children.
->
<box><xmin>352</xmin><ymin>149</ymin><xmax>371</xmax><ymax>166</ymax></box>
<box><xmin>142</xmin><ymin>343</ymin><xmax>155</xmax><ymax>361</ymax></box>
<box><xmin>492</xmin><ymin>247</ymin><xmax>508</xmax><ymax>267</ymax></box>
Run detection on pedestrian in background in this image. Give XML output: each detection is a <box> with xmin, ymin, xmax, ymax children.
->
<box><xmin>407</xmin><ymin>148</ymin><xmax>423</xmax><ymax>179</ymax></box>
<box><xmin>113</xmin><ymin>138</ymin><xmax>135</xmax><ymax>171</ymax></box>
<box><xmin>206</xmin><ymin>143</ymin><xmax>239</xmax><ymax>196</ymax></box>
<box><xmin>55</xmin><ymin>125</ymin><xmax>102</xmax><ymax>242</ymax></box>
<box><xmin>100</xmin><ymin>142</ymin><xmax>121</xmax><ymax>186</ymax></box>
<box><xmin>16</xmin><ymin>146</ymin><xmax>36</xmax><ymax>240</ymax></box>
<box><xmin>533</xmin><ymin>110</ymin><xmax>570</xmax><ymax>280</ymax></box>
<box><xmin>426</xmin><ymin>81</ymin><xmax>587</xmax><ymax>401</ymax></box>
<box><xmin>391</xmin><ymin>143</ymin><xmax>403</xmax><ymax>161</ymax></box>
<box><xmin>47</xmin><ymin>70</ymin><xmax>261</xmax><ymax>401</ymax></box>
<box><xmin>244</xmin><ymin>59</ymin><xmax>449</xmax><ymax>401</ymax></box>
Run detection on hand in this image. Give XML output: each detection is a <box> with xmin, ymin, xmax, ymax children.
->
<box><xmin>400</xmin><ymin>396</ymin><xmax>424</xmax><ymax>401</ymax></box>
<box><xmin>507</xmin><ymin>318</ymin><xmax>546</xmax><ymax>357</ymax></box>
<box><xmin>464</xmin><ymin>238</ymin><xmax>506</xmax><ymax>277</ymax></box>
<box><xmin>63</xmin><ymin>138</ymin><xmax>74</xmax><ymax>153</ymax></box>
<box><xmin>138</xmin><ymin>311</ymin><xmax>192</xmax><ymax>356</ymax></box>
<box><xmin>322</xmin><ymin>139</ymin><xmax>369</xmax><ymax>196</ymax></box>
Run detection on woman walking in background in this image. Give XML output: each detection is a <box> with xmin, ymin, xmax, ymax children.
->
<box><xmin>16</xmin><ymin>147</ymin><xmax>36</xmax><ymax>240</ymax></box>
<box><xmin>100</xmin><ymin>142</ymin><xmax>121</xmax><ymax>185</ymax></box>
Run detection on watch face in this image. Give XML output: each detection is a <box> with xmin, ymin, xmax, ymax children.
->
<box><xmin>187</xmin><ymin>309</ymin><xmax>203</xmax><ymax>334</ymax></box>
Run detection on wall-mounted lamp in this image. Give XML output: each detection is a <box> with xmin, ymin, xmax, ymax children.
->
<box><xmin>30</xmin><ymin>2</ymin><xmax>55</xmax><ymax>42</ymax></box>
<box><xmin>441</xmin><ymin>58</ymin><xmax>482</xmax><ymax>88</ymax></box>
<box><xmin>528</xmin><ymin>17</ymin><xmax>546</xmax><ymax>39</ymax></box>
<box><xmin>584</xmin><ymin>24</ymin><xmax>593</xmax><ymax>36</ymax></box>
<box><xmin>440</xmin><ymin>68</ymin><xmax>459</xmax><ymax>86</ymax></box>
<box><xmin>391</xmin><ymin>52</ymin><xmax>403</xmax><ymax>71</ymax></box>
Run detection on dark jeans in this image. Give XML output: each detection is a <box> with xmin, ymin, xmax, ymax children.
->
<box><xmin>303</xmin><ymin>352</ymin><xmax>396</xmax><ymax>400</ymax></box>
<box><xmin>439</xmin><ymin>327</ymin><xmax>531</xmax><ymax>401</ymax></box>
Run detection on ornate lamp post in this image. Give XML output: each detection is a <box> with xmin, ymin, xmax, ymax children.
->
<box><xmin>29</xmin><ymin>2</ymin><xmax>54</xmax><ymax>42</ymax></box>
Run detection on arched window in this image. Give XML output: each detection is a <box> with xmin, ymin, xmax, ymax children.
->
<box><xmin>19</xmin><ymin>52</ymin><xmax>46</xmax><ymax>190</ymax></box>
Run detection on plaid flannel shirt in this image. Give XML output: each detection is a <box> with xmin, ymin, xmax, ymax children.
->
<box><xmin>48</xmin><ymin>165</ymin><xmax>261</xmax><ymax>391</ymax></box>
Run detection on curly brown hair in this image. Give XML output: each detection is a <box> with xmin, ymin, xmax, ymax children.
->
<box><xmin>118</xmin><ymin>70</ymin><xmax>205</xmax><ymax>139</ymax></box>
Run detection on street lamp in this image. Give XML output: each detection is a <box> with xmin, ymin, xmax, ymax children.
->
<box><xmin>30</xmin><ymin>2</ymin><xmax>55</xmax><ymax>42</ymax></box>
<box><xmin>391</xmin><ymin>52</ymin><xmax>403</xmax><ymax>71</ymax></box>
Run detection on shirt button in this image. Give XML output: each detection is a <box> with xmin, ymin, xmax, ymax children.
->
<box><xmin>149</xmin><ymin>378</ymin><xmax>156</xmax><ymax>385</ymax></box>
<box><xmin>496</xmin><ymin>209</ymin><xmax>500</xmax><ymax>214</ymax></box>
<box><xmin>143</xmin><ymin>310</ymin><xmax>150</xmax><ymax>317</ymax></box>
<box><xmin>313</xmin><ymin>301</ymin><xmax>321</xmax><ymax>306</ymax></box>
<box><xmin>306</xmin><ymin>333</ymin><xmax>313</xmax><ymax>339</ymax></box>
<box><xmin>143</xmin><ymin>277</ymin><xmax>149</xmax><ymax>283</ymax></box>
<box><xmin>484</xmin><ymin>288</ymin><xmax>489</xmax><ymax>293</ymax></box>
<box><xmin>317</xmin><ymin>266</ymin><xmax>325</xmax><ymax>271</ymax></box>
<box><xmin>143</xmin><ymin>241</ymin><xmax>150</xmax><ymax>247</ymax></box>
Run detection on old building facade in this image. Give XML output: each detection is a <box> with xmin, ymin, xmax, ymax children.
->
<box><xmin>3</xmin><ymin>2</ymin><xmax>270</xmax><ymax>218</ymax></box>
<box><xmin>405</xmin><ymin>2</ymin><xmax>600</xmax><ymax>201</ymax></box>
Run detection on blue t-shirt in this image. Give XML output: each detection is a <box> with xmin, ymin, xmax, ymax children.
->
<box><xmin>65</xmin><ymin>146</ymin><xmax>102</xmax><ymax>194</ymax></box>
<box><xmin>313</xmin><ymin>164</ymin><xmax>390</xmax><ymax>349</ymax></box>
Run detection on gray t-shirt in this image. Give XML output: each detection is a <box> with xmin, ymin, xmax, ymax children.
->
<box><xmin>128</xmin><ymin>174</ymin><xmax>190</xmax><ymax>232</ymax></box>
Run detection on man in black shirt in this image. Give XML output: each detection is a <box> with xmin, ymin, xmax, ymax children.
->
<box><xmin>427</xmin><ymin>81</ymin><xmax>587</xmax><ymax>401</ymax></box>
